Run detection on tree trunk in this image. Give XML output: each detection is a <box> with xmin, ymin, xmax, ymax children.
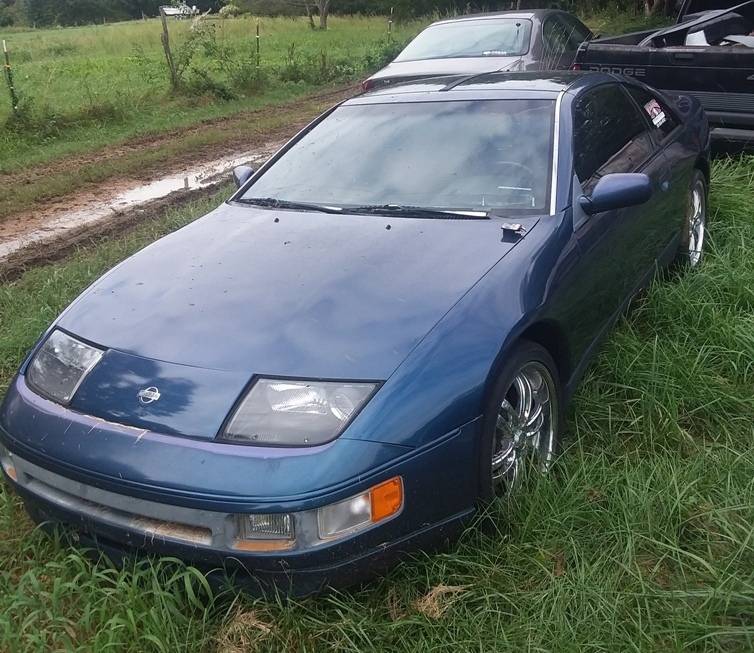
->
<box><xmin>317</xmin><ymin>0</ymin><xmax>330</xmax><ymax>30</ymax></box>
<box><xmin>304</xmin><ymin>1</ymin><xmax>315</xmax><ymax>29</ymax></box>
<box><xmin>645</xmin><ymin>0</ymin><xmax>672</xmax><ymax>16</ymax></box>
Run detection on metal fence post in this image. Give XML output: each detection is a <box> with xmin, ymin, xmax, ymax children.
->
<box><xmin>256</xmin><ymin>19</ymin><xmax>261</xmax><ymax>69</ymax></box>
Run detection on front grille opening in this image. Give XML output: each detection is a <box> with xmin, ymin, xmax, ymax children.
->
<box><xmin>27</xmin><ymin>476</ymin><xmax>213</xmax><ymax>546</ymax></box>
<box><xmin>130</xmin><ymin>517</ymin><xmax>212</xmax><ymax>545</ymax></box>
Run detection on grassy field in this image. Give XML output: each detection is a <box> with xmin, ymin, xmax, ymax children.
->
<box><xmin>1</xmin><ymin>152</ymin><xmax>753</xmax><ymax>650</ymax></box>
<box><xmin>0</xmin><ymin>15</ymin><xmax>420</xmax><ymax>173</ymax></box>
<box><xmin>0</xmin><ymin>9</ymin><xmax>667</xmax><ymax>225</ymax></box>
<box><xmin>0</xmin><ymin>9</ymin><xmax>664</xmax><ymax>175</ymax></box>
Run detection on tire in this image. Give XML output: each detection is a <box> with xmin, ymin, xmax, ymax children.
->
<box><xmin>676</xmin><ymin>170</ymin><xmax>708</xmax><ymax>268</ymax></box>
<box><xmin>478</xmin><ymin>340</ymin><xmax>564</xmax><ymax>502</ymax></box>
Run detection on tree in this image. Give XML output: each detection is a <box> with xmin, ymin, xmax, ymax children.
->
<box><xmin>314</xmin><ymin>0</ymin><xmax>330</xmax><ymax>29</ymax></box>
<box><xmin>282</xmin><ymin>0</ymin><xmax>330</xmax><ymax>28</ymax></box>
<box><xmin>121</xmin><ymin>0</ymin><xmax>163</xmax><ymax>17</ymax></box>
<box><xmin>22</xmin><ymin>0</ymin><xmax>125</xmax><ymax>25</ymax></box>
<box><xmin>643</xmin><ymin>0</ymin><xmax>673</xmax><ymax>15</ymax></box>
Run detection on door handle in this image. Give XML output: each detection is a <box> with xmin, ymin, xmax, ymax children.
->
<box><xmin>673</xmin><ymin>52</ymin><xmax>694</xmax><ymax>60</ymax></box>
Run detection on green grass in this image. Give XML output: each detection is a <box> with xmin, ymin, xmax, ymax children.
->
<box><xmin>583</xmin><ymin>7</ymin><xmax>671</xmax><ymax>38</ymax></box>
<box><xmin>0</xmin><ymin>15</ymin><xmax>421</xmax><ymax>173</ymax></box>
<box><xmin>0</xmin><ymin>90</ymin><xmax>345</xmax><ymax>221</ymax></box>
<box><xmin>1</xmin><ymin>155</ymin><xmax>754</xmax><ymax>651</ymax></box>
<box><xmin>0</xmin><ymin>10</ymin><xmax>664</xmax><ymax>179</ymax></box>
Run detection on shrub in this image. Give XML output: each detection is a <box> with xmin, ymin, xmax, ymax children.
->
<box><xmin>185</xmin><ymin>68</ymin><xmax>237</xmax><ymax>100</ymax></box>
<box><xmin>218</xmin><ymin>3</ymin><xmax>241</xmax><ymax>18</ymax></box>
<box><xmin>364</xmin><ymin>37</ymin><xmax>408</xmax><ymax>70</ymax></box>
<box><xmin>4</xmin><ymin>94</ymin><xmax>125</xmax><ymax>138</ymax></box>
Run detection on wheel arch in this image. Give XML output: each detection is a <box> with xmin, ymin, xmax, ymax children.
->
<box><xmin>694</xmin><ymin>156</ymin><xmax>710</xmax><ymax>186</ymax></box>
<box><xmin>484</xmin><ymin>318</ymin><xmax>572</xmax><ymax>410</ymax></box>
<box><xmin>518</xmin><ymin>320</ymin><xmax>572</xmax><ymax>387</ymax></box>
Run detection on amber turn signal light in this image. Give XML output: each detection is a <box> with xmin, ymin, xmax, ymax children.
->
<box><xmin>370</xmin><ymin>476</ymin><xmax>403</xmax><ymax>523</ymax></box>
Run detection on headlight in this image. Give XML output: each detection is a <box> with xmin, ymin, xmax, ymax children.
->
<box><xmin>221</xmin><ymin>378</ymin><xmax>377</xmax><ymax>446</ymax></box>
<box><xmin>26</xmin><ymin>330</ymin><xmax>103</xmax><ymax>405</ymax></box>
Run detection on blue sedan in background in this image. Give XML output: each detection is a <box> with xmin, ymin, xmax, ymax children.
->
<box><xmin>0</xmin><ymin>72</ymin><xmax>710</xmax><ymax>595</ymax></box>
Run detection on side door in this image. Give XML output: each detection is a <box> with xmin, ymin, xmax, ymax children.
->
<box><xmin>623</xmin><ymin>82</ymin><xmax>693</xmax><ymax>260</ymax></box>
<box><xmin>562</xmin><ymin>84</ymin><xmax>669</xmax><ymax>356</ymax></box>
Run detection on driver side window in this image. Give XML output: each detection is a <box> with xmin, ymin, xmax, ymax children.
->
<box><xmin>573</xmin><ymin>85</ymin><xmax>656</xmax><ymax>194</ymax></box>
<box><xmin>562</xmin><ymin>16</ymin><xmax>592</xmax><ymax>47</ymax></box>
<box><xmin>542</xmin><ymin>18</ymin><xmax>571</xmax><ymax>59</ymax></box>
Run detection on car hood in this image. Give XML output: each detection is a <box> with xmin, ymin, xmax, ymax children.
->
<box><xmin>54</xmin><ymin>204</ymin><xmax>538</xmax><ymax>438</ymax></box>
<box><xmin>369</xmin><ymin>56</ymin><xmax>525</xmax><ymax>83</ymax></box>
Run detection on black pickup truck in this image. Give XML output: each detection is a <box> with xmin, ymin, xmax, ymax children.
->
<box><xmin>574</xmin><ymin>0</ymin><xmax>754</xmax><ymax>147</ymax></box>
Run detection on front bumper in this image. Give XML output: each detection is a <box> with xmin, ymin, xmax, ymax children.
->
<box><xmin>2</xmin><ymin>446</ymin><xmax>475</xmax><ymax>596</ymax></box>
<box><xmin>0</xmin><ymin>376</ymin><xmax>481</xmax><ymax>594</ymax></box>
<box><xmin>16</xmin><ymin>479</ymin><xmax>471</xmax><ymax>597</ymax></box>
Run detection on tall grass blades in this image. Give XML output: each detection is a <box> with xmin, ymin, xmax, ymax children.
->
<box><xmin>1</xmin><ymin>153</ymin><xmax>753</xmax><ymax>650</ymax></box>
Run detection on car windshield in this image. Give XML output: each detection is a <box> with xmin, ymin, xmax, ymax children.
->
<box><xmin>395</xmin><ymin>19</ymin><xmax>532</xmax><ymax>60</ymax></box>
<box><xmin>240</xmin><ymin>99</ymin><xmax>555</xmax><ymax>214</ymax></box>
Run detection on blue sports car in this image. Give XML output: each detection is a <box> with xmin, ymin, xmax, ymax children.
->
<box><xmin>0</xmin><ymin>72</ymin><xmax>710</xmax><ymax>595</ymax></box>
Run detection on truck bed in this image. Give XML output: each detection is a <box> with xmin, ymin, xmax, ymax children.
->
<box><xmin>574</xmin><ymin>1</ymin><xmax>754</xmax><ymax>146</ymax></box>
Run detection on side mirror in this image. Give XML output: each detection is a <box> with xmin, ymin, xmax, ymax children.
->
<box><xmin>232</xmin><ymin>165</ymin><xmax>255</xmax><ymax>189</ymax></box>
<box><xmin>579</xmin><ymin>173</ymin><xmax>652</xmax><ymax>215</ymax></box>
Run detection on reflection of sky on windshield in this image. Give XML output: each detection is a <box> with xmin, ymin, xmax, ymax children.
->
<box><xmin>395</xmin><ymin>20</ymin><xmax>532</xmax><ymax>60</ymax></box>
<box><xmin>245</xmin><ymin>100</ymin><xmax>554</xmax><ymax>213</ymax></box>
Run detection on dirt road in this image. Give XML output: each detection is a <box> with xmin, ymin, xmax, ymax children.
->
<box><xmin>0</xmin><ymin>85</ymin><xmax>355</xmax><ymax>279</ymax></box>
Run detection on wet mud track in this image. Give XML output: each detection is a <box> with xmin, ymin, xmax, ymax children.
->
<box><xmin>0</xmin><ymin>86</ymin><xmax>355</xmax><ymax>280</ymax></box>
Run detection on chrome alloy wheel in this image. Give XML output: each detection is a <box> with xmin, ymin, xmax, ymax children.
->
<box><xmin>686</xmin><ymin>179</ymin><xmax>706</xmax><ymax>268</ymax></box>
<box><xmin>491</xmin><ymin>361</ymin><xmax>558</xmax><ymax>493</ymax></box>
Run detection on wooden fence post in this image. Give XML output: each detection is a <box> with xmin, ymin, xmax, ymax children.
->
<box><xmin>3</xmin><ymin>40</ymin><xmax>20</xmax><ymax>118</ymax></box>
<box><xmin>159</xmin><ymin>8</ymin><xmax>179</xmax><ymax>90</ymax></box>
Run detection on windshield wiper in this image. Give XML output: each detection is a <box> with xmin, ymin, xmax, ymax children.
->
<box><xmin>237</xmin><ymin>197</ymin><xmax>343</xmax><ymax>214</ymax></box>
<box><xmin>347</xmin><ymin>204</ymin><xmax>489</xmax><ymax>219</ymax></box>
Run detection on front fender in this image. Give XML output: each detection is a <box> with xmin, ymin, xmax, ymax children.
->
<box><xmin>344</xmin><ymin>212</ymin><xmax>574</xmax><ymax>449</ymax></box>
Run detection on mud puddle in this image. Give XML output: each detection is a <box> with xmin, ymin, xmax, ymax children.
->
<box><xmin>0</xmin><ymin>142</ymin><xmax>282</xmax><ymax>262</ymax></box>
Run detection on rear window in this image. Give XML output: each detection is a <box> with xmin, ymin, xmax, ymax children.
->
<box><xmin>395</xmin><ymin>19</ymin><xmax>533</xmax><ymax>61</ymax></box>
